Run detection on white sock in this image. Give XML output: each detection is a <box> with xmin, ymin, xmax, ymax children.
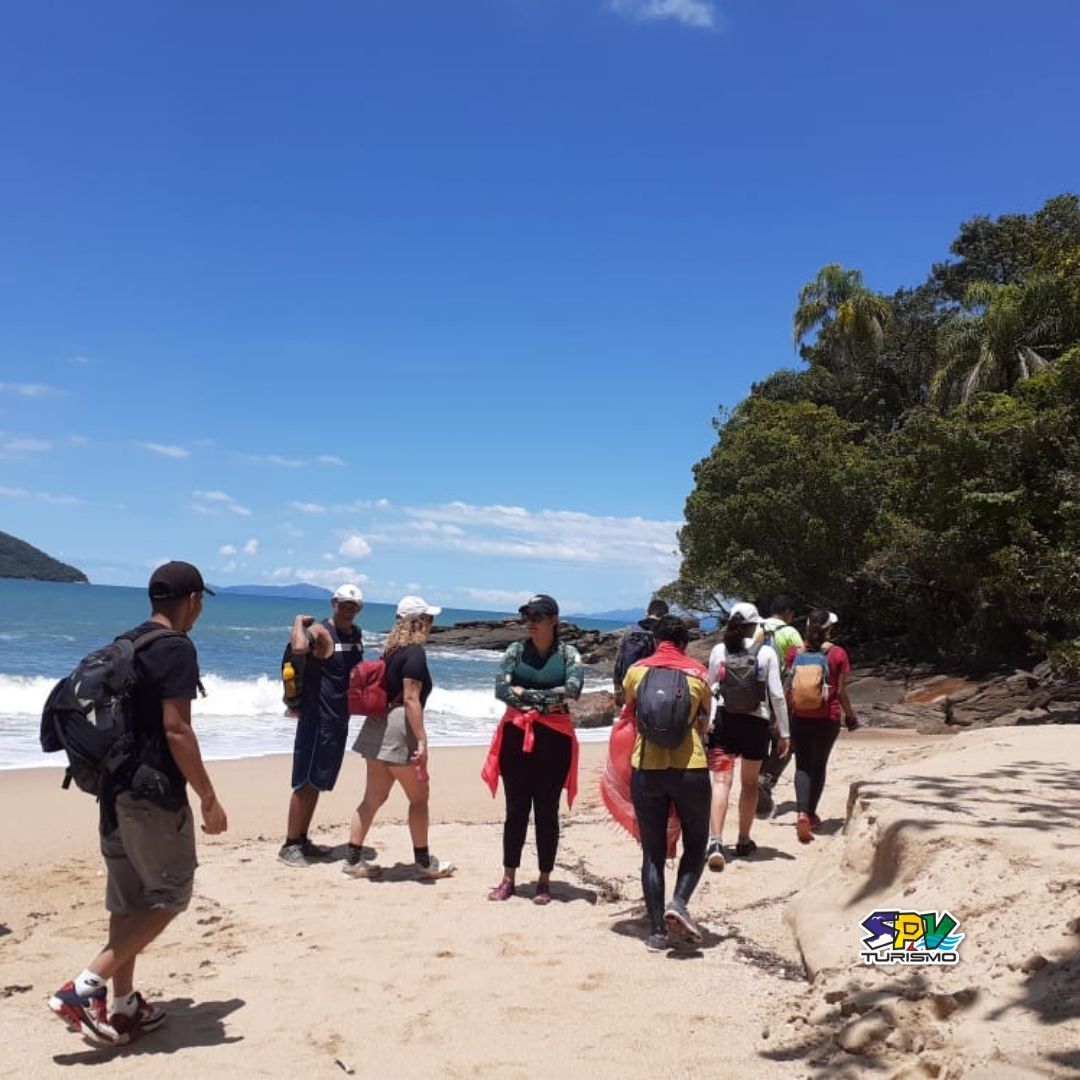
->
<box><xmin>113</xmin><ymin>991</ymin><xmax>141</xmax><ymax>1017</ymax></box>
<box><xmin>74</xmin><ymin>970</ymin><xmax>105</xmax><ymax>997</ymax></box>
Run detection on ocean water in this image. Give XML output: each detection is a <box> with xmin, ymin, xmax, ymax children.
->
<box><xmin>0</xmin><ymin>580</ymin><xmax>617</xmax><ymax>769</ymax></box>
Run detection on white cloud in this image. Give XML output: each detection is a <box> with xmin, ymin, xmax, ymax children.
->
<box><xmin>290</xmin><ymin>501</ymin><xmax>326</xmax><ymax>514</ymax></box>
<box><xmin>267</xmin><ymin>566</ymin><xmax>370</xmax><ymax>589</ymax></box>
<box><xmin>192</xmin><ymin>489</ymin><xmax>252</xmax><ymax>517</ymax></box>
<box><xmin>317</xmin><ymin>454</ymin><xmax>344</xmax><ymax>466</ymax></box>
<box><xmin>0</xmin><ymin>484</ymin><xmax>83</xmax><ymax>505</ymax></box>
<box><xmin>138</xmin><ymin>441</ymin><xmax>190</xmax><ymax>459</ymax></box>
<box><xmin>394</xmin><ymin>501</ymin><xmax>680</xmax><ymax>572</ymax></box>
<box><xmin>459</xmin><ymin>587</ymin><xmax>534</xmax><ymax>608</ymax></box>
<box><xmin>0</xmin><ymin>382</ymin><xmax>57</xmax><ymax>397</ymax></box>
<box><xmin>0</xmin><ymin>436</ymin><xmax>52</xmax><ymax>456</ymax></box>
<box><xmin>339</xmin><ymin>534</ymin><xmax>373</xmax><ymax>559</ymax></box>
<box><xmin>219</xmin><ymin>544</ymin><xmax>238</xmax><ymax>556</ymax></box>
<box><xmin>608</xmin><ymin>0</ymin><xmax>717</xmax><ymax>29</ymax></box>
<box><xmin>68</xmin><ymin>434</ymin><xmax>90</xmax><ymax>446</ymax></box>
<box><xmin>242</xmin><ymin>538</ymin><xmax>259</xmax><ymax>556</ymax></box>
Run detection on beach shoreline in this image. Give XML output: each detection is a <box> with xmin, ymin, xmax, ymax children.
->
<box><xmin>2</xmin><ymin>728</ymin><xmax>1077</xmax><ymax>1078</ymax></box>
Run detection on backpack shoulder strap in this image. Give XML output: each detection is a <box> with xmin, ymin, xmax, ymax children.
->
<box><xmin>129</xmin><ymin>627</ymin><xmax>183</xmax><ymax>653</ymax></box>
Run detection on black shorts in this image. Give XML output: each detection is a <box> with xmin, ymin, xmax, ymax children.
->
<box><xmin>708</xmin><ymin>711</ymin><xmax>771</xmax><ymax>762</ymax></box>
<box><xmin>291</xmin><ymin>710</ymin><xmax>349</xmax><ymax>792</ymax></box>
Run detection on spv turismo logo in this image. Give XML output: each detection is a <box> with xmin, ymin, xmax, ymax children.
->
<box><xmin>859</xmin><ymin>910</ymin><xmax>964</xmax><ymax>966</ymax></box>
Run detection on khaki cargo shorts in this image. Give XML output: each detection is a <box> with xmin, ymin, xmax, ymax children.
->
<box><xmin>100</xmin><ymin>791</ymin><xmax>197</xmax><ymax>914</ymax></box>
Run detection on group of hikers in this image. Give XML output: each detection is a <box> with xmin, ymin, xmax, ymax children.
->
<box><xmin>605</xmin><ymin>594</ymin><xmax>859</xmax><ymax>949</ymax></box>
<box><xmin>43</xmin><ymin>561</ymin><xmax>857</xmax><ymax>1046</ymax></box>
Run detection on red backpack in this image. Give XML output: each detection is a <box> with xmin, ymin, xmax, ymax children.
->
<box><xmin>348</xmin><ymin>658</ymin><xmax>390</xmax><ymax>717</ymax></box>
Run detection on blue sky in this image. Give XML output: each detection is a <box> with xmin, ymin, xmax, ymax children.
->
<box><xmin>2</xmin><ymin>0</ymin><xmax>1079</xmax><ymax>613</ymax></box>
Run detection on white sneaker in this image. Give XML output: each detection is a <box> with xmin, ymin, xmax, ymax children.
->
<box><xmin>706</xmin><ymin>840</ymin><xmax>725</xmax><ymax>872</ymax></box>
<box><xmin>418</xmin><ymin>856</ymin><xmax>455</xmax><ymax>879</ymax></box>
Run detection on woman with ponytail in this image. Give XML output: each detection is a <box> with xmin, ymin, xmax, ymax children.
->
<box><xmin>787</xmin><ymin>609</ymin><xmax>858</xmax><ymax>844</ymax></box>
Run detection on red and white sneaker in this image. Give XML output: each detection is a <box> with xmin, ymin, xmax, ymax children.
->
<box><xmin>48</xmin><ymin>982</ymin><xmax>118</xmax><ymax>1045</ymax></box>
<box><xmin>109</xmin><ymin>992</ymin><xmax>166</xmax><ymax>1041</ymax></box>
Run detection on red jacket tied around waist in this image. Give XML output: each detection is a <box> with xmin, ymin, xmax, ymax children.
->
<box><xmin>481</xmin><ymin>707</ymin><xmax>580</xmax><ymax>808</ymax></box>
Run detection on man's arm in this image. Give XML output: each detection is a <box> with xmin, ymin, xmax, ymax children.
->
<box><xmin>163</xmin><ymin>698</ymin><xmax>227</xmax><ymax>834</ymax></box>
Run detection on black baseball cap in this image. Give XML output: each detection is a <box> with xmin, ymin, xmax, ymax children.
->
<box><xmin>148</xmin><ymin>561</ymin><xmax>215</xmax><ymax>600</ymax></box>
<box><xmin>519</xmin><ymin>593</ymin><xmax>559</xmax><ymax>619</ymax></box>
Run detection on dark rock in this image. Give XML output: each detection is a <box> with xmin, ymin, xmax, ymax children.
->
<box><xmin>570</xmin><ymin>692</ymin><xmax>617</xmax><ymax>729</ymax></box>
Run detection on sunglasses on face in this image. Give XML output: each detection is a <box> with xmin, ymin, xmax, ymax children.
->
<box><xmin>522</xmin><ymin>613</ymin><xmax>550</xmax><ymax>624</ymax></box>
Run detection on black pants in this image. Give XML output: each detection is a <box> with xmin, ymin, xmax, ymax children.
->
<box><xmin>791</xmin><ymin>716</ymin><xmax>840</xmax><ymax>817</ymax></box>
<box><xmin>499</xmin><ymin>721</ymin><xmax>573</xmax><ymax>874</ymax></box>
<box><xmin>630</xmin><ymin>768</ymin><xmax>711</xmax><ymax>934</ymax></box>
<box><xmin>759</xmin><ymin>731</ymin><xmax>792</xmax><ymax>788</ymax></box>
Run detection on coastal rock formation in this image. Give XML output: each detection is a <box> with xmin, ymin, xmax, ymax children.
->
<box><xmin>432</xmin><ymin>619</ymin><xmax>1080</xmax><ymax>734</ymax></box>
<box><xmin>429</xmin><ymin>619</ymin><xmax>623</xmax><ymax>666</ymax></box>
<box><xmin>569</xmin><ymin>691</ymin><xmax>617</xmax><ymax>729</ymax></box>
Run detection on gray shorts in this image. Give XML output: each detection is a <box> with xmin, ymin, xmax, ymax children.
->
<box><xmin>352</xmin><ymin>705</ymin><xmax>416</xmax><ymax>766</ymax></box>
<box><xmin>100</xmin><ymin>792</ymin><xmax>197</xmax><ymax>914</ymax></box>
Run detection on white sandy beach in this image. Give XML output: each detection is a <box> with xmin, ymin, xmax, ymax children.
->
<box><xmin>1</xmin><ymin>726</ymin><xmax>1078</xmax><ymax>1078</ymax></box>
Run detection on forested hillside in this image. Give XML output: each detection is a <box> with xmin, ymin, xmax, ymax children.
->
<box><xmin>666</xmin><ymin>195</ymin><xmax>1080</xmax><ymax>672</ymax></box>
<box><xmin>0</xmin><ymin>531</ymin><xmax>88</xmax><ymax>583</ymax></box>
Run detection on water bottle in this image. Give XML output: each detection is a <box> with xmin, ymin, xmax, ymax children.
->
<box><xmin>282</xmin><ymin>661</ymin><xmax>299</xmax><ymax>708</ymax></box>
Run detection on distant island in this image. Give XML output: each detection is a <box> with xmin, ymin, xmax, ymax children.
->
<box><xmin>213</xmin><ymin>583</ymin><xmax>333</xmax><ymax>600</ymax></box>
<box><xmin>0</xmin><ymin>530</ymin><xmax>88</xmax><ymax>583</ymax></box>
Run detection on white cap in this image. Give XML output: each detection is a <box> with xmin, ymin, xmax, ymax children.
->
<box><xmin>825</xmin><ymin>611</ymin><xmax>839</xmax><ymax>627</ymax></box>
<box><xmin>397</xmin><ymin>595</ymin><xmax>442</xmax><ymax>619</ymax></box>
<box><xmin>729</xmin><ymin>601</ymin><xmax>761</xmax><ymax>623</ymax></box>
<box><xmin>332</xmin><ymin>583</ymin><xmax>364</xmax><ymax>605</ymax></box>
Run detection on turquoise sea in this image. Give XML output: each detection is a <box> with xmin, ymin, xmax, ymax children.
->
<box><xmin>0</xmin><ymin>580</ymin><xmax>617</xmax><ymax>769</ymax></box>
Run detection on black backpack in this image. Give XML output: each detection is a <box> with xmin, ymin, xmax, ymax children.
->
<box><xmin>39</xmin><ymin>627</ymin><xmax>181</xmax><ymax>797</ymax></box>
<box><xmin>614</xmin><ymin>627</ymin><xmax>656</xmax><ymax>686</ymax></box>
<box><xmin>723</xmin><ymin>642</ymin><xmax>766</xmax><ymax>714</ymax></box>
<box><xmin>635</xmin><ymin>666</ymin><xmax>693</xmax><ymax>750</ymax></box>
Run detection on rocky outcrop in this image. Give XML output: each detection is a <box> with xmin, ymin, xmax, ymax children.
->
<box><xmin>849</xmin><ymin>663</ymin><xmax>1080</xmax><ymax>733</ymax></box>
<box><xmin>569</xmin><ymin>691</ymin><xmax>617</xmax><ymax>729</ymax></box>
<box><xmin>429</xmin><ymin>620</ymin><xmax>622</xmax><ymax>666</ymax></box>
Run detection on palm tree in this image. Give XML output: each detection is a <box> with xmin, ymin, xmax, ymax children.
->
<box><xmin>792</xmin><ymin>264</ymin><xmax>893</xmax><ymax>363</ymax></box>
<box><xmin>931</xmin><ymin>277</ymin><xmax>1074</xmax><ymax>404</ymax></box>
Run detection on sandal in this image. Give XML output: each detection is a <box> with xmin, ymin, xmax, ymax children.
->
<box><xmin>488</xmin><ymin>879</ymin><xmax>515</xmax><ymax>901</ymax></box>
<box><xmin>533</xmin><ymin>883</ymin><xmax>552</xmax><ymax>906</ymax></box>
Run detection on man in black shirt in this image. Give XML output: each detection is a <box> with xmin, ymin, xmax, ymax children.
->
<box><xmin>48</xmin><ymin>561</ymin><xmax>226</xmax><ymax>1046</ymax></box>
<box><xmin>278</xmin><ymin>583</ymin><xmax>365</xmax><ymax>867</ymax></box>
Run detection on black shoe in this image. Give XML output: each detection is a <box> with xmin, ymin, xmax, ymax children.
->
<box><xmin>644</xmin><ymin>930</ymin><xmax>670</xmax><ymax>952</ymax></box>
<box><xmin>756</xmin><ymin>780</ymin><xmax>774</xmax><ymax>819</ymax></box>
<box><xmin>734</xmin><ymin>839</ymin><xmax>758</xmax><ymax>858</ymax></box>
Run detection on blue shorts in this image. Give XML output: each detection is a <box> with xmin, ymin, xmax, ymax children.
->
<box><xmin>291</xmin><ymin>710</ymin><xmax>349</xmax><ymax>792</ymax></box>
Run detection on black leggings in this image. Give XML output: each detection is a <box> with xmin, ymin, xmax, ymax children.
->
<box><xmin>499</xmin><ymin>721</ymin><xmax>573</xmax><ymax>874</ymax></box>
<box><xmin>791</xmin><ymin>716</ymin><xmax>840</xmax><ymax>817</ymax></box>
<box><xmin>630</xmin><ymin>768</ymin><xmax>711</xmax><ymax>934</ymax></box>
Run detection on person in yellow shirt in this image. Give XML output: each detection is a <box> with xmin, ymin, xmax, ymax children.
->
<box><xmin>623</xmin><ymin>616</ymin><xmax>712</xmax><ymax>951</ymax></box>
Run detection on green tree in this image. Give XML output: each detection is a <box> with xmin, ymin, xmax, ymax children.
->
<box><xmin>932</xmin><ymin>276</ymin><xmax>1078</xmax><ymax>404</ymax></box>
<box><xmin>793</xmin><ymin>263</ymin><xmax>893</xmax><ymax>362</ymax></box>
<box><xmin>665</xmin><ymin>398</ymin><xmax>880</xmax><ymax>618</ymax></box>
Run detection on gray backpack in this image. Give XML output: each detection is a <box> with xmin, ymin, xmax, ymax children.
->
<box><xmin>635</xmin><ymin>666</ymin><xmax>692</xmax><ymax>750</ymax></box>
<box><xmin>723</xmin><ymin>642</ymin><xmax>766</xmax><ymax>713</ymax></box>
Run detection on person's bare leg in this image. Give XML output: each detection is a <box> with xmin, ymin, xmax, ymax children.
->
<box><xmin>737</xmin><ymin>758</ymin><xmax>764</xmax><ymax>844</ymax></box>
<box><xmin>709</xmin><ymin>767</ymin><xmax>735</xmax><ymax>839</ymax></box>
<box><xmin>349</xmin><ymin>760</ymin><xmax>395</xmax><ymax>848</ymax></box>
<box><xmin>286</xmin><ymin>785</ymin><xmax>320</xmax><ymax>841</ymax></box>
<box><xmin>88</xmin><ymin>909</ymin><xmax>178</xmax><ymax>990</ymax></box>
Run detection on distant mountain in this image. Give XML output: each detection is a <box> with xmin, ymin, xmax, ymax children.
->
<box><xmin>0</xmin><ymin>530</ymin><xmax>88</xmax><ymax>584</ymax></box>
<box><xmin>213</xmin><ymin>583</ymin><xmax>333</xmax><ymax>600</ymax></box>
<box><xmin>567</xmin><ymin>607</ymin><xmax>641</xmax><ymax>624</ymax></box>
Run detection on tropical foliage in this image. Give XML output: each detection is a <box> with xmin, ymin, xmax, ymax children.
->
<box><xmin>666</xmin><ymin>195</ymin><xmax>1080</xmax><ymax>668</ymax></box>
